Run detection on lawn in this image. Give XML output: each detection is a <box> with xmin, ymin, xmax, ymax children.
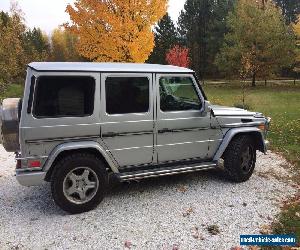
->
<box><xmin>203</xmin><ymin>82</ymin><xmax>300</xmax><ymax>169</ymax></box>
<box><xmin>0</xmin><ymin>84</ymin><xmax>24</xmax><ymax>101</ymax></box>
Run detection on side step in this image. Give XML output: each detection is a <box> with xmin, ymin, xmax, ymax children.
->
<box><xmin>117</xmin><ymin>162</ymin><xmax>218</xmax><ymax>181</ymax></box>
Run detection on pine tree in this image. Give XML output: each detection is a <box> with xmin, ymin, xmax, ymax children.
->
<box><xmin>147</xmin><ymin>14</ymin><xmax>178</xmax><ymax>64</ymax></box>
<box><xmin>178</xmin><ymin>0</ymin><xmax>235</xmax><ymax>79</ymax></box>
<box><xmin>23</xmin><ymin>27</ymin><xmax>50</xmax><ymax>62</ymax></box>
<box><xmin>273</xmin><ymin>0</ymin><xmax>300</xmax><ymax>24</ymax></box>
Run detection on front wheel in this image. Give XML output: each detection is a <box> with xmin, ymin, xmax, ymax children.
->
<box><xmin>51</xmin><ymin>153</ymin><xmax>108</xmax><ymax>214</ymax></box>
<box><xmin>223</xmin><ymin>135</ymin><xmax>256</xmax><ymax>182</ymax></box>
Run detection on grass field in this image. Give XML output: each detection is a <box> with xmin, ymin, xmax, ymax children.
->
<box><xmin>0</xmin><ymin>84</ymin><xmax>24</xmax><ymax>101</ymax></box>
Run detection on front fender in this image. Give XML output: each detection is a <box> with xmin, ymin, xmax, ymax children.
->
<box><xmin>213</xmin><ymin>127</ymin><xmax>267</xmax><ymax>161</ymax></box>
<box><xmin>43</xmin><ymin>141</ymin><xmax>119</xmax><ymax>173</ymax></box>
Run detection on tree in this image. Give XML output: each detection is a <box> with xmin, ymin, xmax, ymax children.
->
<box><xmin>50</xmin><ymin>27</ymin><xmax>82</xmax><ymax>62</ymax></box>
<box><xmin>0</xmin><ymin>3</ymin><xmax>26</xmax><ymax>85</ymax></box>
<box><xmin>166</xmin><ymin>45</ymin><xmax>190</xmax><ymax>67</ymax></box>
<box><xmin>147</xmin><ymin>14</ymin><xmax>178</xmax><ymax>64</ymax></box>
<box><xmin>65</xmin><ymin>0</ymin><xmax>167</xmax><ymax>62</ymax></box>
<box><xmin>293</xmin><ymin>15</ymin><xmax>300</xmax><ymax>73</ymax></box>
<box><xmin>178</xmin><ymin>0</ymin><xmax>235</xmax><ymax>79</ymax></box>
<box><xmin>215</xmin><ymin>0</ymin><xmax>295</xmax><ymax>86</ymax></box>
<box><xmin>23</xmin><ymin>27</ymin><xmax>50</xmax><ymax>62</ymax></box>
<box><xmin>273</xmin><ymin>0</ymin><xmax>300</xmax><ymax>24</ymax></box>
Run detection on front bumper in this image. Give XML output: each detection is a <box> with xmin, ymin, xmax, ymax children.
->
<box><xmin>16</xmin><ymin>171</ymin><xmax>46</xmax><ymax>186</ymax></box>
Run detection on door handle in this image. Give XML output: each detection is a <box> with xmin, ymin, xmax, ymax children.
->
<box><xmin>159</xmin><ymin>128</ymin><xmax>172</xmax><ymax>134</ymax></box>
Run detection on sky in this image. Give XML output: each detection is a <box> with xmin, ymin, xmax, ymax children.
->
<box><xmin>0</xmin><ymin>0</ymin><xmax>186</xmax><ymax>34</ymax></box>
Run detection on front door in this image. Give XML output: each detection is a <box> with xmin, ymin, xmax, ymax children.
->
<box><xmin>100</xmin><ymin>73</ymin><xmax>154</xmax><ymax>167</ymax></box>
<box><xmin>155</xmin><ymin>74</ymin><xmax>213</xmax><ymax>163</ymax></box>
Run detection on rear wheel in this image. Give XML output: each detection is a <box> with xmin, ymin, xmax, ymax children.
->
<box><xmin>51</xmin><ymin>153</ymin><xmax>108</xmax><ymax>214</ymax></box>
<box><xmin>223</xmin><ymin>135</ymin><xmax>256</xmax><ymax>182</ymax></box>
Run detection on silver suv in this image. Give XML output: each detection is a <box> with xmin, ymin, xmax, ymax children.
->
<box><xmin>0</xmin><ymin>62</ymin><xmax>270</xmax><ymax>213</ymax></box>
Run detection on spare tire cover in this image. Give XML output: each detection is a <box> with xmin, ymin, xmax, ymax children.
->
<box><xmin>0</xmin><ymin>98</ymin><xmax>20</xmax><ymax>152</ymax></box>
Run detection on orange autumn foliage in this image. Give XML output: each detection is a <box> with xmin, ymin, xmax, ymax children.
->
<box><xmin>65</xmin><ymin>0</ymin><xmax>167</xmax><ymax>63</ymax></box>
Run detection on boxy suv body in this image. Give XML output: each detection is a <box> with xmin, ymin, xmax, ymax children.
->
<box><xmin>0</xmin><ymin>62</ymin><xmax>270</xmax><ymax>213</ymax></box>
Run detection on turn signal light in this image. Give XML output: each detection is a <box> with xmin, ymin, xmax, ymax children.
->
<box><xmin>257</xmin><ymin>124</ymin><xmax>266</xmax><ymax>131</ymax></box>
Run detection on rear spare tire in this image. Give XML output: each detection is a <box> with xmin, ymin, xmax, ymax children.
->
<box><xmin>0</xmin><ymin>98</ymin><xmax>21</xmax><ymax>152</ymax></box>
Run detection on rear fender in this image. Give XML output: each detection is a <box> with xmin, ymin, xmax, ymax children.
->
<box><xmin>43</xmin><ymin>141</ymin><xmax>119</xmax><ymax>173</ymax></box>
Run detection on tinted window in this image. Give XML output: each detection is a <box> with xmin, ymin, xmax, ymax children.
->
<box><xmin>33</xmin><ymin>76</ymin><xmax>95</xmax><ymax>118</ymax></box>
<box><xmin>159</xmin><ymin>76</ymin><xmax>201</xmax><ymax>112</ymax></box>
<box><xmin>106</xmin><ymin>77</ymin><xmax>149</xmax><ymax>114</ymax></box>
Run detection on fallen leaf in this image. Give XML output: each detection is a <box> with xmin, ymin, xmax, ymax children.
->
<box><xmin>259</xmin><ymin>224</ymin><xmax>271</xmax><ymax>235</ymax></box>
<box><xmin>124</xmin><ymin>240</ymin><xmax>132</xmax><ymax>249</ymax></box>
<box><xmin>230</xmin><ymin>247</ymin><xmax>244</xmax><ymax>250</ymax></box>
<box><xmin>207</xmin><ymin>225</ymin><xmax>220</xmax><ymax>235</ymax></box>
<box><xmin>172</xmin><ymin>244</ymin><xmax>179</xmax><ymax>250</ymax></box>
<box><xmin>191</xmin><ymin>227</ymin><xmax>204</xmax><ymax>240</ymax></box>
<box><xmin>177</xmin><ymin>185</ymin><xmax>188</xmax><ymax>193</ymax></box>
<box><xmin>183</xmin><ymin>206</ymin><xmax>194</xmax><ymax>217</ymax></box>
<box><xmin>248</xmin><ymin>246</ymin><xmax>260</xmax><ymax>250</ymax></box>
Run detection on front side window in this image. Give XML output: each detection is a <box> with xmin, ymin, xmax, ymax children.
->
<box><xmin>105</xmin><ymin>77</ymin><xmax>149</xmax><ymax>114</ymax></box>
<box><xmin>159</xmin><ymin>76</ymin><xmax>202</xmax><ymax>112</ymax></box>
<box><xmin>33</xmin><ymin>76</ymin><xmax>95</xmax><ymax>118</ymax></box>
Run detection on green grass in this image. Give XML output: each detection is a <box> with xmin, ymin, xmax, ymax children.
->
<box><xmin>203</xmin><ymin>81</ymin><xmax>300</xmax><ymax>244</ymax></box>
<box><xmin>203</xmin><ymin>83</ymin><xmax>300</xmax><ymax>169</ymax></box>
<box><xmin>0</xmin><ymin>84</ymin><xmax>24</xmax><ymax>101</ymax></box>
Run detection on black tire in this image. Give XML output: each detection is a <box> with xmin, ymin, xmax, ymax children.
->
<box><xmin>223</xmin><ymin>135</ymin><xmax>256</xmax><ymax>182</ymax></box>
<box><xmin>51</xmin><ymin>153</ymin><xmax>108</xmax><ymax>214</ymax></box>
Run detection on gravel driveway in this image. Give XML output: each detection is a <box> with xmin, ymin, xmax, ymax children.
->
<box><xmin>0</xmin><ymin>145</ymin><xmax>297</xmax><ymax>250</ymax></box>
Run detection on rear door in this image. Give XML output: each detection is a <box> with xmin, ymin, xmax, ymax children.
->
<box><xmin>155</xmin><ymin>74</ymin><xmax>213</xmax><ymax>163</ymax></box>
<box><xmin>100</xmin><ymin>73</ymin><xmax>154</xmax><ymax>167</ymax></box>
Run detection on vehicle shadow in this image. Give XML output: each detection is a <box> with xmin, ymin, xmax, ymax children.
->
<box><xmin>12</xmin><ymin>168</ymin><xmax>228</xmax><ymax>216</ymax></box>
<box><xmin>107</xmin><ymin>168</ymin><xmax>228</xmax><ymax>198</ymax></box>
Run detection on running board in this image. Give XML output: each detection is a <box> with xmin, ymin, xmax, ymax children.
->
<box><xmin>117</xmin><ymin>162</ymin><xmax>218</xmax><ymax>181</ymax></box>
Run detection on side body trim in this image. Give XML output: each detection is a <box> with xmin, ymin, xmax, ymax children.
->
<box><xmin>43</xmin><ymin>141</ymin><xmax>119</xmax><ymax>173</ymax></box>
<box><xmin>213</xmin><ymin>127</ymin><xmax>266</xmax><ymax>161</ymax></box>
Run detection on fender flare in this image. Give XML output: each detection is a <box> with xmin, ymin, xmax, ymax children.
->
<box><xmin>213</xmin><ymin>127</ymin><xmax>267</xmax><ymax>161</ymax></box>
<box><xmin>43</xmin><ymin>141</ymin><xmax>119</xmax><ymax>173</ymax></box>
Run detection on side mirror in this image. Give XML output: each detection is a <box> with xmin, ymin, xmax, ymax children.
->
<box><xmin>203</xmin><ymin>100</ymin><xmax>211</xmax><ymax>113</ymax></box>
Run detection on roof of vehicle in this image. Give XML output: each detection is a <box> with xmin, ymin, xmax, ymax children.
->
<box><xmin>28</xmin><ymin>62</ymin><xmax>194</xmax><ymax>73</ymax></box>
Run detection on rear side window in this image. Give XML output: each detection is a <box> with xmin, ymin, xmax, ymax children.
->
<box><xmin>33</xmin><ymin>76</ymin><xmax>95</xmax><ymax>118</ymax></box>
<box><xmin>105</xmin><ymin>77</ymin><xmax>149</xmax><ymax>114</ymax></box>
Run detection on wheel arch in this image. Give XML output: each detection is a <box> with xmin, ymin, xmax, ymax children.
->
<box><xmin>213</xmin><ymin>127</ymin><xmax>266</xmax><ymax>161</ymax></box>
<box><xmin>44</xmin><ymin>141</ymin><xmax>119</xmax><ymax>182</ymax></box>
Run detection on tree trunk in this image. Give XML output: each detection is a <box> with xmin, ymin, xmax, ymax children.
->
<box><xmin>251</xmin><ymin>73</ymin><xmax>256</xmax><ymax>87</ymax></box>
